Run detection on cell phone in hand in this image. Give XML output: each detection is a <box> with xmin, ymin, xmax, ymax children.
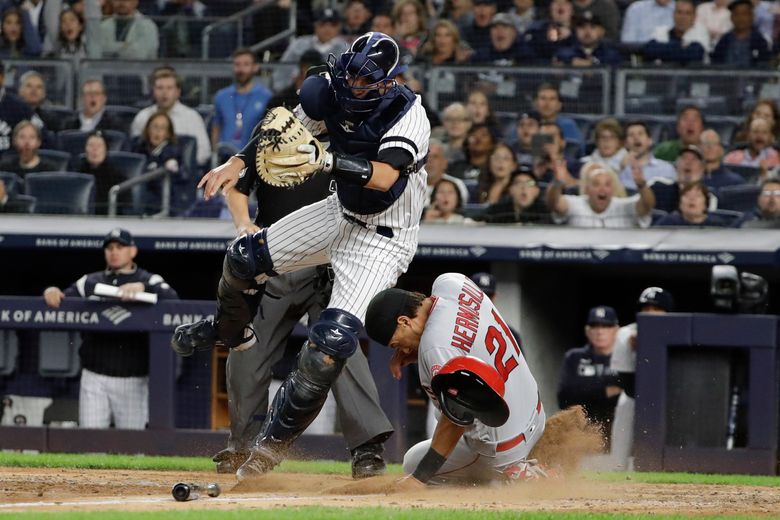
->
<box><xmin>531</xmin><ymin>134</ymin><xmax>554</xmax><ymax>159</ymax></box>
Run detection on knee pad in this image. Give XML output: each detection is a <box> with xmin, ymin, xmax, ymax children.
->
<box><xmin>307</xmin><ymin>308</ymin><xmax>362</xmax><ymax>359</ymax></box>
<box><xmin>216</xmin><ymin>276</ymin><xmax>264</xmax><ymax>347</ymax></box>
<box><xmin>226</xmin><ymin>229</ymin><xmax>276</xmax><ymax>281</ymax></box>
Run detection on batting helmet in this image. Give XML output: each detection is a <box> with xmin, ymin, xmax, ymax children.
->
<box><xmin>637</xmin><ymin>287</ymin><xmax>674</xmax><ymax>312</ymax></box>
<box><xmin>430</xmin><ymin>356</ymin><xmax>510</xmax><ymax>428</ymax></box>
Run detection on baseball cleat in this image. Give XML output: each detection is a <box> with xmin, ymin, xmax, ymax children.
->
<box><xmin>212</xmin><ymin>448</ymin><xmax>249</xmax><ymax>474</ymax></box>
<box><xmin>235</xmin><ymin>443</ymin><xmax>284</xmax><ymax>481</ymax></box>
<box><xmin>171</xmin><ymin>318</ymin><xmax>219</xmax><ymax>356</ymax></box>
<box><xmin>351</xmin><ymin>441</ymin><xmax>386</xmax><ymax>479</ymax></box>
<box><xmin>502</xmin><ymin>459</ymin><xmax>560</xmax><ymax>482</ymax></box>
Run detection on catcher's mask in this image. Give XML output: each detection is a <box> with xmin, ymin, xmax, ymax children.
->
<box><xmin>431</xmin><ymin>356</ymin><xmax>510</xmax><ymax>428</ymax></box>
<box><xmin>327</xmin><ymin>31</ymin><xmax>406</xmax><ymax>114</ymax></box>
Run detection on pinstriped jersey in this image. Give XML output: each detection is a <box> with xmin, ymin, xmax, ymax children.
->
<box><xmin>418</xmin><ymin>273</ymin><xmax>539</xmax><ymax>450</ymax></box>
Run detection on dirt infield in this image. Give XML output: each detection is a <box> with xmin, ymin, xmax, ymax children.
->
<box><xmin>1</xmin><ymin>467</ymin><xmax>779</xmax><ymax>516</ymax></box>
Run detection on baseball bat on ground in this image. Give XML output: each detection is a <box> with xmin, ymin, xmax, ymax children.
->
<box><xmin>172</xmin><ymin>482</ymin><xmax>221</xmax><ymax>501</ymax></box>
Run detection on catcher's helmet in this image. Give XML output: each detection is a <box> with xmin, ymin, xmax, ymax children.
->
<box><xmin>431</xmin><ymin>356</ymin><xmax>510</xmax><ymax>428</ymax></box>
<box><xmin>637</xmin><ymin>287</ymin><xmax>674</xmax><ymax>312</ymax></box>
<box><xmin>327</xmin><ymin>32</ymin><xmax>406</xmax><ymax>114</ymax></box>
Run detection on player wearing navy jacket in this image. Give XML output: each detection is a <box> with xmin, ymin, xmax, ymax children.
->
<box><xmin>172</xmin><ymin>32</ymin><xmax>431</xmax><ymax>480</ymax></box>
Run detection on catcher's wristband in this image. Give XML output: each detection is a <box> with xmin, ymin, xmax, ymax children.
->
<box><xmin>411</xmin><ymin>447</ymin><xmax>446</xmax><ymax>483</ymax></box>
<box><xmin>323</xmin><ymin>152</ymin><xmax>373</xmax><ymax>187</ymax></box>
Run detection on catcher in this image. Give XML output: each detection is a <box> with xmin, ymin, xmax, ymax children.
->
<box><xmin>364</xmin><ymin>273</ymin><xmax>548</xmax><ymax>485</ymax></box>
<box><xmin>172</xmin><ymin>32</ymin><xmax>431</xmax><ymax>481</ymax></box>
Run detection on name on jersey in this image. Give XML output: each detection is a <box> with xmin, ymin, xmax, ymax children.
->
<box><xmin>450</xmin><ymin>279</ymin><xmax>485</xmax><ymax>354</ymax></box>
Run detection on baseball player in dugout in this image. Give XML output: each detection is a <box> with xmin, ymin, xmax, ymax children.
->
<box><xmin>171</xmin><ymin>32</ymin><xmax>431</xmax><ymax>480</ymax></box>
<box><xmin>364</xmin><ymin>273</ymin><xmax>548</xmax><ymax>486</ymax></box>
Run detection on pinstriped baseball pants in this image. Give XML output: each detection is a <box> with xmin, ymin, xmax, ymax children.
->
<box><xmin>79</xmin><ymin>368</ymin><xmax>148</xmax><ymax>430</ymax></box>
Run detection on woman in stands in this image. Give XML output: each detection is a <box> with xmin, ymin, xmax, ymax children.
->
<box><xmin>478</xmin><ymin>142</ymin><xmax>517</xmax><ymax>204</ymax></box>
<box><xmin>436</xmin><ymin>102</ymin><xmax>471</xmax><ymax>162</ymax></box>
<box><xmin>580</xmin><ymin>118</ymin><xmax>627</xmax><ymax>177</ymax></box>
<box><xmin>417</xmin><ymin>19</ymin><xmax>472</xmax><ymax>65</ymax></box>
<box><xmin>734</xmin><ymin>99</ymin><xmax>780</xmax><ymax>144</ymax></box>
<box><xmin>77</xmin><ymin>131</ymin><xmax>126</xmax><ymax>215</ymax></box>
<box><xmin>466</xmin><ymin>89</ymin><xmax>499</xmax><ymax>132</ymax></box>
<box><xmin>43</xmin><ymin>8</ymin><xmax>88</xmax><ymax>58</ymax></box>
<box><xmin>132</xmin><ymin>111</ymin><xmax>186</xmax><ymax>214</ymax></box>
<box><xmin>655</xmin><ymin>182</ymin><xmax>732</xmax><ymax>227</ymax></box>
<box><xmin>423</xmin><ymin>178</ymin><xmax>475</xmax><ymax>224</ymax></box>
<box><xmin>0</xmin><ymin>7</ymin><xmax>41</xmax><ymax>58</ymax></box>
<box><xmin>0</xmin><ymin>120</ymin><xmax>59</xmax><ymax>177</ymax></box>
<box><xmin>392</xmin><ymin>0</ymin><xmax>428</xmax><ymax>56</ymax></box>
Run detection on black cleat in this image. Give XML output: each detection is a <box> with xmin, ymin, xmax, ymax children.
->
<box><xmin>235</xmin><ymin>443</ymin><xmax>284</xmax><ymax>481</ymax></box>
<box><xmin>351</xmin><ymin>441</ymin><xmax>386</xmax><ymax>479</ymax></box>
<box><xmin>212</xmin><ymin>448</ymin><xmax>249</xmax><ymax>474</ymax></box>
<box><xmin>171</xmin><ymin>318</ymin><xmax>219</xmax><ymax>357</ymax></box>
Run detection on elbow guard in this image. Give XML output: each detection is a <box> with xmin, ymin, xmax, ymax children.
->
<box><xmin>323</xmin><ymin>152</ymin><xmax>373</xmax><ymax>187</ymax></box>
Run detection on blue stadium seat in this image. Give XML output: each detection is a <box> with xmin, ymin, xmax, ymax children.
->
<box><xmin>38</xmin><ymin>331</ymin><xmax>81</xmax><ymax>378</ymax></box>
<box><xmin>24</xmin><ymin>172</ymin><xmax>95</xmax><ymax>214</ymax></box>
<box><xmin>107</xmin><ymin>151</ymin><xmax>147</xmax><ymax>214</ymax></box>
<box><xmin>717</xmin><ymin>184</ymin><xmax>760</xmax><ymax>213</ymax></box>
<box><xmin>624</xmin><ymin>96</ymin><xmax>666</xmax><ymax>115</ymax></box>
<box><xmin>6</xmin><ymin>194</ymin><xmax>36</xmax><ymax>213</ymax></box>
<box><xmin>37</xmin><ymin>149</ymin><xmax>71</xmax><ymax>171</ymax></box>
<box><xmin>0</xmin><ymin>330</ymin><xmax>19</xmax><ymax>376</ymax></box>
<box><xmin>57</xmin><ymin>129</ymin><xmax>127</xmax><ymax>158</ymax></box>
<box><xmin>43</xmin><ymin>106</ymin><xmax>74</xmax><ymax>132</ymax></box>
<box><xmin>676</xmin><ymin>96</ymin><xmax>729</xmax><ymax>116</ymax></box>
<box><xmin>709</xmin><ymin>208</ymin><xmax>744</xmax><ymax>227</ymax></box>
<box><xmin>104</xmin><ymin>105</ymin><xmax>138</xmax><ymax>134</ymax></box>
<box><xmin>725</xmin><ymin>164</ymin><xmax>761</xmax><ymax>183</ymax></box>
<box><xmin>463</xmin><ymin>202</ymin><xmax>489</xmax><ymax>220</ymax></box>
<box><xmin>0</xmin><ymin>171</ymin><xmax>23</xmax><ymax>195</ymax></box>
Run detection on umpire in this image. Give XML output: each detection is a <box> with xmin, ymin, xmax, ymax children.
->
<box><xmin>212</xmin><ymin>123</ymin><xmax>393</xmax><ymax>478</ymax></box>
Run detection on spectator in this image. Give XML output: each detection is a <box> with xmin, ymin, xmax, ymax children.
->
<box><xmin>549</xmin><ymin>162</ymin><xmax>654</xmax><ymax>227</ymax></box>
<box><xmin>459</xmin><ymin>0</ymin><xmax>496</xmax><ymax>55</ymax></box>
<box><xmin>734</xmin><ymin>99</ymin><xmax>780</xmax><ymax>144</ymax></box>
<box><xmin>724</xmin><ymin>117</ymin><xmax>780</xmax><ymax>176</ymax></box>
<box><xmin>266</xmin><ymin>50</ymin><xmax>323</xmax><ymax>112</ymax></box>
<box><xmin>524</xmin><ymin>0</ymin><xmax>576</xmax><ymax>63</ymax></box>
<box><xmin>742</xmin><ymin>178</ymin><xmax>780</xmax><ymax>227</ymax></box>
<box><xmin>581</xmin><ymin>117</ymin><xmax>627</xmax><ymax>175</ymax></box>
<box><xmin>77</xmin><ymin>131</ymin><xmax>128</xmax><ymax>214</ymax></box>
<box><xmin>512</xmin><ymin>111</ymin><xmax>541</xmax><ymax>166</ymax></box>
<box><xmin>212</xmin><ymin>48</ymin><xmax>272</xmax><ymax>151</ymax></box>
<box><xmin>132</xmin><ymin>111</ymin><xmax>186</xmax><ymax>213</ymax></box>
<box><xmin>0</xmin><ymin>61</ymin><xmax>36</xmax><ymax>156</ymax></box>
<box><xmin>478</xmin><ymin>142</ymin><xmax>517</xmax><ymax>203</ymax></box>
<box><xmin>42</xmin><ymin>228</ymin><xmax>179</xmax><ymax>430</ymax></box>
<box><xmin>710</xmin><ymin>0</ymin><xmax>771</xmax><ymax>67</ymax></box>
<box><xmin>609</xmin><ymin>288</ymin><xmax>674</xmax><ymax>469</ymax></box>
<box><xmin>392</xmin><ymin>0</ymin><xmax>427</xmax><ymax>56</ymax></box>
<box><xmin>554</xmin><ymin>11</ymin><xmax>621</xmax><ymax>67</ymax></box>
<box><xmin>273</xmin><ymin>9</ymin><xmax>348</xmax><ymax>91</ymax></box>
<box><xmin>17</xmin><ymin>70</ymin><xmax>59</xmax><ymax>132</ymax></box>
<box><xmin>642</xmin><ymin>0</ymin><xmax>709</xmax><ymax>65</ymax></box>
<box><xmin>466</xmin><ymin>89</ymin><xmax>498</xmax><ymax>130</ymax></box>
<box><xmin>751</xmin><ymin>0</ymin><xmax>774</xmax><ymax>45</ymax></box>
<box><xmin>509</xmin><ymin>0</ymin><xmax>536</xmax><ymax>35</ymax></box>
<box><xmin>157</xmin><ymin>0</ymin><xmax>206</xmax><ymax>16</ymax></box>
<box><xmin>96</xmin><ymin>0</ymin><xmax>159</xmax><ymax>59</ymax></box>
<box><xmin>62</xmin><ymin>79</ymin><xmax>124</xmax><ymax>132</ymax></box>
<box><xmin>572</xmin><ymin>0</ymin><xmax>620</xmax><ymax>42</ymax></box>
<box><xmin>0</xmin><ymin>7</ymin><xmax>42</xmax><ymax>57</ymax></box>
<box><xmin>654</xmin><ymin>105</ymin><xmax>705</xmax><ymax>162</ymax></box>
<box><xmin>449</xmin><ymin>123</ymin><xmax>496</xmax><ymax>182</ymax></box>
<box><xmin>422</xmin><ymin>178</ymin><xmax>474</xmax><ymax>224</ymax></box>
<box><xmin>621</xmin><ymin>0</ymin><xmax>674</xmax><ymax>45</ymax></box>
<box><xmin>370</xmin><ymin>10</ymin><xmax>394</xmax><ymax>35</ymax></box>
<box><xmin>43</xmin><ymin>6</ymin><xmax>98</xmax><ymax>58</ymax></box>
<box><xmin>343</xmin><ymin>0</ymin><xmax>372</xmax><ymax>41</ymax></box>
<box><xmin>155</xmin><ymin>0</ymin><xmax>207</xmax><ymax>57</ymax></box>
<box><xmin>130</xmin><ymin>68</ymin><xmax>211</xmax><ymax>166</ymax></box>
<box><xmin>533</xmin><ymin>121</ymin><xmax>579</xmax><ymax>186</ymax></box>
<box><xmin>533</xmin><ymin>82</ymin><xmax>583</xmax><ymax>143</ymax></box>
<box><xmin>699</xmin><ymin>129</ymin><xmax>745</xmax><ymax>188</ymax></box>
<box><xmin>425</xmin><ymin>138</ymin><xmax>469</xmax><ymax>205</ymax></box>
<box><xmin>696</xmin><ymin>0</ymin><xmax>732</xmax><ymax>49</ymax></box>
<box><xmin>437</xmin><ymin>102</ymin><xmax>471</xmax><ymax>162</ymax></box>
<box><xmin>655</xmin><ymin>181</ymin><xmax>731</xmax><ymax>226</ymax></box>
<box><xmin>0</xmin><ymin>120</ymin><xmax>59</xmax><ymax>177</ymax></box>
<box><xmin>651</xmin><ymin>145</ymin><xmax>719</xmax><ymax>212</ymax></box>
<box><xmin>417</xmin><ymin>19</ymin><xmax>472</xmax><ymax>65</ymax></box>
<box><xmin>482</xmin><ymin>166</ymin><xmax>551</xmax><ymax>223</ymax></box>
<box><xmin>472</xmin><ymin>12</ymin><xmax>527</xmax><ymax>65</ymax></box>
<box><xmin>557</xmin><ymin>305</ymin><xmax>622</xmax><ymax>441</ymax></box>
<box><xmin>621</xmin><ymin>122</ymin><xmax>676</xmax><ymax>191</ymax></box>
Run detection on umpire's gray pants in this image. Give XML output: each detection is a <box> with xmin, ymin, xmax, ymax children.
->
<box><xmin>225</xmin><ymin>267</ymin><xmax>393</xmax><ymax>452</ymax></box>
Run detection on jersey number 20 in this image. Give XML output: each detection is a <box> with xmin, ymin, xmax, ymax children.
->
<box><xmin>484</xmin><ymin>309</ymin><xmax>521</xmax><ymax>382</ymax></box>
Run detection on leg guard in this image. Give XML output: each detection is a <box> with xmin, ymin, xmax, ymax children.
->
<box><xmin>215</xmin><ymin>261</ymin><xmax>265</xmax><ymax>348</ymax></box>
<box><xmin>225</xmin><ymin>228</ymin><xmax>276</xmax><ymax>282</ymax></box>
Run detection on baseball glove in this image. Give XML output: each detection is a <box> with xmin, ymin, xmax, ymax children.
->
<box><xmin>254</xmin><ymin>106</ymin><xmax>325</xmax><ymax>187</ymax></box>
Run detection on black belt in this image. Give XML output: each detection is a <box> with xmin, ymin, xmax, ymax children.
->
<box><xmin>343</xmin><ymin>213</ymin><xmax>394</xmax><ymax>239</ymax></box>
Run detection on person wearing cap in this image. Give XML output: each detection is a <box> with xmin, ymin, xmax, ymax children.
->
<box><xmin>572</xmin><ymin>0</ymin><xmax>620</xmax><ymax>42</ymax></box>
<box><xmin>264</xmin><ymin>50</ymin><xmax>324</xmax><ymax>113</ymax></box>
<box><xmin>554</xmin><ymin>11</ymin><xmax>621</xmax><ymax>67</ymax></box>
<box><xmin>472</xmin><ymin>13</ymin><xmax>528</xmax><ymax>65</ymax></box>
<box><xmin>621</xmin><ymin>0</ymin><xmax>675</xmax><ymax>45</ymax></box>
<box><xmin>642</xmin><ymin>0</ymin><xmax>709</xmax><ymax>66</ymax></box>
<box><xmin>698</xmin><ymin>129</ymin><xmax>744</xmax><ymax>189</ymax></box>
<box><xmin>211</xmin><ymin>48</ymin><xmax>273</xmax><ymax>151</ymax></box>
<box><xmin>524</xmin><ymin>0</ymin><xmax>576</xmax><ymax>63</ymax></box>
<box><xmin>557</xmin><ymin>305</ymin><xmax>621</xmax><ymax>444</ymax></box>
<box><xmin>42</xmin><ymin>229</ymin><xmax>179</xmax><ymax>430</ymax></box>
<box><xmin>459</xmin><ymin>0</ymin><xmax>497</xmax><ymax>55</ymax></box>
<box><xmin>512</xmin><ymin>111</ymin><xmax>541</xmax><ymax>167</ymax></box>
<box><xmin>272</xmin><ymin>8</ymin><xmax>348</xmax><ymax>91</ymax></box>
<box><xmin>710</xmin><ymin>0</ymin><xmax>771</xmax><ymax>68</ymax></box>
<box><xmin>619</xmin><ymin>121</ymin><xmax>676</xmax><ymax>191</ymax></box>
<box><xmin>482</xmin><ymin>166</ymin><xmax>551</xmax><ymax>224</ymax></box>
<box><xmin>0</xmin><ymin>61</ymin><xmax>38</xmax><ymax>157</ymax></box>
<box><xmin>609</xmin><ymin>288</ymin><xmax>674</xmax><ymax>470</ymax></box>
<box><xmin>650</xmin><ymin>144</ymin><xmax>721</xmax><ymax>213</ymax></box>
<box><xmin>364</xmin><ymin>273</ymin><xmax>548</xmax><ymax>485</ymax></box>
<box><xmin>655</xmin><ymin>181</ymin><xmax>732</xmax><ymax>226</ymax></box>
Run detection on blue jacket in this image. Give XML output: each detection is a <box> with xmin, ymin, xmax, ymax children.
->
<box><xmin>654</xmin><ymin>211</ymin><xmax>733</xmax><ymax>227</ymax></box>
<box><xmin>555</xmin><ymin>42</ymin><xmax>622</xmax><ymax>66</ymax></box>
<box><xmin>643</xmin><ymin>28</ymin><xmax>705</xmax><ymax>65</ymax></box>
<box><xmin>557</xmin><ymin>344</ymin><xmax>620</xmax><ymax>428</ymax></box>
<box><xmin>711</xmin><ymin>30</ymin><xmax>771</xmax><ymax>67</ymax></box>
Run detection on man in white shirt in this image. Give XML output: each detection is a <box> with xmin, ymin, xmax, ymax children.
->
<box><xmin>130</xmin><ymin>68</ymin><xmax>211</xmax><ymax>165</ymax></box>
<box><xmin>643</xmin><ymin>0</ymin><xmax>710</xmax><ymax>64</ymax></box>
<box><xmin>621</xmin><ymin>0</ymin><xmax>675</xmax><ymax>44</ymax></box>
<box><xmin>619</xmin><ymin>121</ymin><xmax>676</xmax><ymax>190</ymax></box>
<box><xmin>547</xmin><ymin>162</ymin><xmax>655</xmax><ymax>228</ymax></box>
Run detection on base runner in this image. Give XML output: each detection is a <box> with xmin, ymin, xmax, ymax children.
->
<box><xmin>364</xmin><ymin>273</ymin><xmax>547</xmax><ymax>485</ymax></box>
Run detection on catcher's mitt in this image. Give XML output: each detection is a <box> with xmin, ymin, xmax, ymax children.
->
<box><xmin>254</xmin><ymin>107</ymin><xmax>325</xmax><ymax>187</ymax></box>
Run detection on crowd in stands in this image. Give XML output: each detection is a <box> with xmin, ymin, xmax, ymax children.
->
<box><xmin>1</xmin><ymin>0</ymin><xmax>780</xmax><ymax>227</ymax></box>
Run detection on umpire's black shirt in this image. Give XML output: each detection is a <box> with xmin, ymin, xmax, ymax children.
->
<box><xmin>557</xmin><ymin>344</ymin><xmax>620</xmax><ymax>432</ymax></box>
